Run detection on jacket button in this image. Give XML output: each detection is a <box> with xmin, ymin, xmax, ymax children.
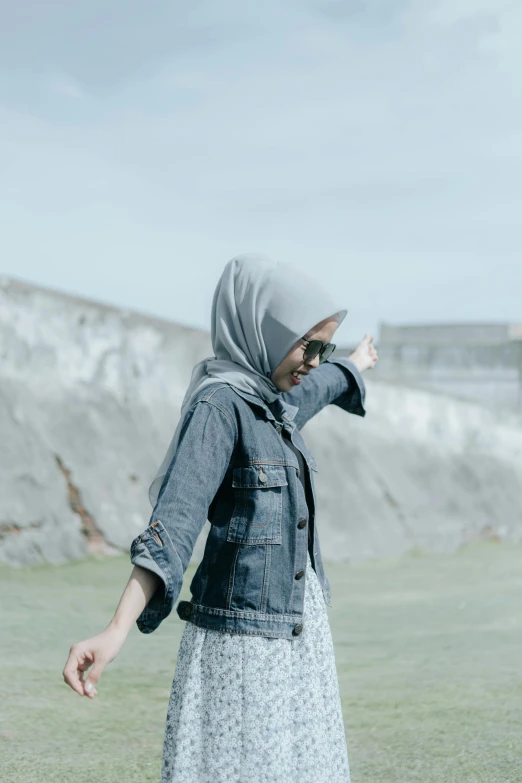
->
<box><xmin>297</xmin><ymin>519</ymin><xmax>307</xmax><ymax>529</ymax></box>
<box><xmin>179</xmin><ymin>602</ymin><xmax>193</xmax><ymax>618</ymax></box>
<box><xmin>293</xmin><ymin>624</ymin><xmax>303</xmax><ymax>636</ymax></box>
<box><xmin>259</xmin><ymin>472</ymin><xmax>268</xmax><ymax>483</ymax></box>
<box><xmin>295</xmin><ymin>570</ymin><xmax>305</xmax><ymax>579</ymax></box>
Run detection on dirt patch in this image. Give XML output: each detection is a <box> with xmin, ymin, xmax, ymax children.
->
<box><xmin>54</xmin><ymin>454</ymin><xmax>119</xmax><ymax>555</ymax></box>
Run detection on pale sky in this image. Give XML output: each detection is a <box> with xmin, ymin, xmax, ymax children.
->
<box><xmin>1</xmin><ymin>0</ymin><xmax>520</xmax><ymax>345</ymax></box>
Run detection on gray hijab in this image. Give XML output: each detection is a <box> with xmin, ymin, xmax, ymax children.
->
<box><xmin>148</xmin><ymin>253</ymin><xmax>347</xmax><ymax>507</ymax></box>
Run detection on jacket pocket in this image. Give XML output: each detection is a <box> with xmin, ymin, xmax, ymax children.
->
<box><xmin>227</xmin><ymin>464</ymin><xmax>287</xmax><ymax>544</ymax></box>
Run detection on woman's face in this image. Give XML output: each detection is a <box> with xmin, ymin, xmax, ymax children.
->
<box><xmin>270</xmin><ymin>315</ymin><xmax>339</xmax><ymax>393</ymax></box>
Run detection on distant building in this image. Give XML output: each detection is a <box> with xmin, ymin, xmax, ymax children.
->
<box><xmin>340</xmin><ymin>322</ymin><xmax>522</xmax><ymax>413</ymax></box>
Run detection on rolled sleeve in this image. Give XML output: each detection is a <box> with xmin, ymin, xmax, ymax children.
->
<box><xmin>129</xmin><ymin>522</ymin><xmax>182</xmax><ymax>634</ymax></box>
<box><xmin>327</xmin><ymin>357</ymin><xmax>366</xmax><ymax>417</ymax></box>
<box><xmin>130</xmin><ymin>399</ymin><xmax>237</xmax><ymax>634</ymax></box>
<box><xmin>282</xmin><ymin>356</ymin><xmax>366</xmax><ymax>430</ymax></box>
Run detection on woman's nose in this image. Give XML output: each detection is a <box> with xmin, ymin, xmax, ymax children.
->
<box><xmin>305</xmin><ymin>353</ymin><xmax>321</xmax><ymax>370</ymax></box>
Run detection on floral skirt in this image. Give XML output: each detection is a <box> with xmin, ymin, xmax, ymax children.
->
<box><xmin>161</xmin><ymin>549</ymin><xmax>351</xmax><ymax>783</ymax></box>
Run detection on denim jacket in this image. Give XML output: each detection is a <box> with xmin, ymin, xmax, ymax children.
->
<box><xmin>130</xmin><ymin>357</ymin><xmax>366</xmax><ymax>640</ymax></box>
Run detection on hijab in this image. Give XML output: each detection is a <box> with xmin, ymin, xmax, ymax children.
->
<box><xmin>148</xmin><ymin>253</ymin><xmax>347</xmax><ymax>507</ymax></box>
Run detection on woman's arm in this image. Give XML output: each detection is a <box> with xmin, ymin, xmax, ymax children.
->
<box><xmin>62</xmin><ymin>564</ymin><xmax>162</xmax><ymax>699</ymax></box>
<box><xmin>110</xmin><ymin>564</ymin><xmax>163</xmax><ymax>634</ymax></box>
<box><xmin>129</xmin><ymin>398</ymin><xmax>238</xmax><ymax>634</ymax></box>
<box><xmin>63</xmin><ymin>396</ymin><xmax>238</xmax><ymax>699</ymax></box>
<box><xmin>281</xmin><ymin>333</ymin><xmax>378</xmax><ymax>430</ymax></box>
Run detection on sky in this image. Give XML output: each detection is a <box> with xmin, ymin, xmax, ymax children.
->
<box><xmin>1</xmin><ymin>0</ymin><xmax>521</xmax><ymax>346</ymax></box>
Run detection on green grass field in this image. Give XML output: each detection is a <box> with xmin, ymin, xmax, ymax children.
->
<box><xmin>1</xmin><ymin>541</ymin><xmax>521</xmax><ymax>783</ymax></box>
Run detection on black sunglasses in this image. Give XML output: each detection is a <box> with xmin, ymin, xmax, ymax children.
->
<box><xmin>302</xmin><ymin>338</ymin><xmax>336</xmax><ymax>364</ymax></box>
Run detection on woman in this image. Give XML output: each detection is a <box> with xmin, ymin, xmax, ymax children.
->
<box><xmin>63</xmin><ymin>253</ymin><xmax>378</xmax><ymax>783</ymax></box>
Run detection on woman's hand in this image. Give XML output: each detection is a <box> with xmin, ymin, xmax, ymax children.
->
<box><xmin>349</xmin><ymin>333</ymin><xmax>379</xmax><ymax>373</ymax></box>
<box><xmin>62</xmin><ymin>626</ymin><xmax>127</xmax><ymax>699</ymax></box>
<box><xmin>62</xmin><ymin>564</ymin><xmax>163</xmax><ymax>699</ymax></box>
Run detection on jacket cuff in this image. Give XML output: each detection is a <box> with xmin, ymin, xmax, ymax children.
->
<box><xmin>129</xmin><ymin>520</ymin><xmax>183</xmax><ymax>633</ymax></box>
<box><xmin>327</xmin><ymin>356</ymin><xmax>366</xmax><ymax>417</ymax></box>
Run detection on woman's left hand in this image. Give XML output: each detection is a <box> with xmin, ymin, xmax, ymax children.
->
<box><xmin>349</xmin><ymin>334</ymin><xmax>379</xmax><ymax>373</ymax></box>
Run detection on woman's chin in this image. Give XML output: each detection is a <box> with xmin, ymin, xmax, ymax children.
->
<box><xmin>282</xmin><ymin>376</ymin><xmax>296</xmax><ymax>392</ymax></box>
<box><xmin>270</xmin><ymin>376</ymin><xmax>288</xmax><ymax>392</ymax></box>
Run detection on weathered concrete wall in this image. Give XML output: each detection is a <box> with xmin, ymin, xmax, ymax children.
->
<box><xmin>0</xmin><ymin>277</ymin><xmax>212</xmax><ymax>566</ymax></box>
<box><xmin>1</xmin><ymin>277</ymin><xmax>522</xmax><ymax>567</ymax></box>
<box><xmin>305</xmin><ymin>381</ymin><xmax>522</xmax><ymax>559</ymax></box>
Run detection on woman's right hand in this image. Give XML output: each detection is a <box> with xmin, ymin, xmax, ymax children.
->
<box><xmin>63</xmin><ymin>563</ymin><xmax>162</xmax><ymax>698</ymax></box>
<box><xmin>62</xmin><ymin>625</ymin><xmax>127</xmax><ymax>699</ymax></box>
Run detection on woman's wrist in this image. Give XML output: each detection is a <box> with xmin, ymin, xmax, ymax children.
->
<box><xmin>348</xmin><ymin>352</ymin><xmax>364</xmax><ymax>373</ymax></box>
<box><xmin>106</xmin><ymin>617</ymin><xmax>133</xmax><ymax>638</ymax></box>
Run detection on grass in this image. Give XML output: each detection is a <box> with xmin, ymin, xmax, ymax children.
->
<box><xmin>1</xmin><ymin>540</ymin><xmax>521</xmax><ymax>782</ymax></box>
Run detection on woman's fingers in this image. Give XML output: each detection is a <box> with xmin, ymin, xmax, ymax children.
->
<box><xmin>82</xmin><ymin>658</ymin><xmax>106</xmax><ymax>698</ymax></box>
<box><xmin>354</xmin><ymin>333</ymin><xmax>379</xmax><ymax>370</ymax></box>
<box><xmin>84</xmin><ymin>680</ymin><xmax>98</xmax><ymax>697</ymax></box>
<box><xmin>63</xmin><ymin>645</ymin><xmax>90</xmax><ymax>695</ymax></box>
<box><xmin>78</xmin><ymin>653</ymin><xmax>100</xmax><ymax>698</ymax></box>
<box><xmin>78</xmin><ymin>650</ymin><xmax>94</xmax><ymax>671</ymax></box>
<box><xmin>63</xmin><ymin>644</ymin><xmax>101</xmax><ymax>698</ymax></box>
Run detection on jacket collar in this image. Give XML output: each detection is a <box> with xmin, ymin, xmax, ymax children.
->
<box><xmin>226</xmin><ymin>385</ymin><xmax>299</xmax><ymax>425</ymax></box>
<box><xmin>222</xmin><ymin>383</ymin><xmax>318</xmax><ymax>470</ymax></box>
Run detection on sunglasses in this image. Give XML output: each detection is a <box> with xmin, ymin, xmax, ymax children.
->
<box><xmin>302</xmin><ymin>338</ymin><xmax>336</xmax><ymax>364</ymax></box>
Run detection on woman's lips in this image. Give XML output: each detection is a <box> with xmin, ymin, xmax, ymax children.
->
<box><xmin>289</xmin><ymin>370</ymin><xmax>308</xmax><ymax>385</ymax></box>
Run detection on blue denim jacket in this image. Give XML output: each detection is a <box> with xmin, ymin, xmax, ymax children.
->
<box><xmin>130</xmin><ymin>357</ymin><xmax>366</xmax><ymax>640</ymax></box>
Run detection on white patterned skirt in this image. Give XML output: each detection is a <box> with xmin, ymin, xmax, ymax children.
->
<box><xmin>161</xmin><ymin>549</ymin><xmax>351</xmax><ymax>783</ymax></box>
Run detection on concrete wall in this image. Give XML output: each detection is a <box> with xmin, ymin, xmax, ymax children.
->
<box><xmin>2</xmin><ymin>277</ymin><xmax>522</xmax><ymax>568</ymax></box>
<box><xmin>0</xmin><ymin>277</ymin><xmax>212</xmax><ymax>566</ymax></box>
